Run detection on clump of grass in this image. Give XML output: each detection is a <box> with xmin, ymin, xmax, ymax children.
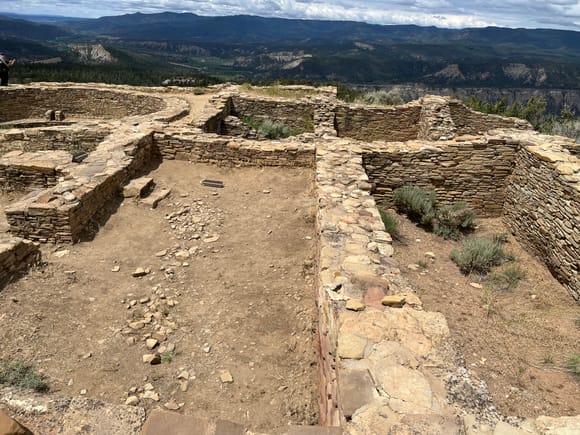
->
<box><xmin>543</xmin><ymin>354</ymin><xmax>554</xmax><ymax>364</ymax></box>
<box><xmin>0</xmin><ymin>358</ymin><xmax>49</xmax><ymax>392</ymax></box>
<box><xmin>161</xmin><ymin>350</ymin><xmax>177</xmax><ymax>363</ymax></box>
<box><xmin>393</xmin><ymin>185</ymin><xmax>436</xmax><ymax>226</ymax></box>
<box><xmin>450</xmin><ymin>236</ymin><xmax>510</xmax><ymax>274</ymax></box>
<box><xmin>434</xmin><ymin>202</ymin><xmax>476</xmax><ymax>240</ymax></box>
<box><xmin>417</xmin><ymin>259</ymin><xmax>428</xmax><ymax>269</ymax></box>
<box><xmin>379</xmin><ymin>209</ymin><xmax>398</xmax><ymax>237</ymax></box>
<box><xmin>488</xmin><ymin>265</ymin><xmax>526</xmax><ymax>291</ymax></box>
<box><xmin>568</xmin><ymin>354</ymin><xmax>580</xmax><ymax>376</ymax></box>
<box><xmin>575</xmin><ymin>315</ymin><xmax>580</xmax><ymax>330</ymax></box>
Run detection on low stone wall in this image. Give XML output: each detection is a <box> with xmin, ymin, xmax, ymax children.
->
<box><xmin>231</xmin><ymin>95</ymin><xmax>315</xmax><ymax>133</ymax></box>
<box><xmin>0</xmin><ymin>86</ymin><xmax>167</xmax><ymax>122</ymax></box>
<box><xmin>0</xmin><ymin>236</ymin><xmax>40</xmax><ymax>287</ymax></box>
<box><xmin>154</xmin><ymin>129</ymin><xmax>315</xmax><ymax>168</ymax></box>
<box><xmin>5</xmin><ymin>131</ymin><xmax>154</xmax><ymax>243</ymax></box>
<box><xmin>315</xmin><ymin>139</ymin><xmax>461</xmax><ymax>432</ymax></box>
<box><xmin>362</xmin><ymin>135</ymin><xmax>519</xmax><ymax>217</ymax></box>
<box><xmin>449</xmin><ymin>101</ymin><xmax>531</xmax><ymax>135</ymax></box>
<box><xmin>0</xmin><ymin>125</ymin><xmax>110</xmax><ymax>156</ymax></box>
<box><xmin>504</xmin><ymin>133</ymin><xmax>579</xmax><ymax>301</ymax></box>
<box><xmin>0</xmin><ymin>150</ymin><xmax>75</xmax><ymax>190</ymax></box>
<box><xmin>334</xmin><ymin>102</ymin><xmax>421</xmax><ymax>142</ymax></box>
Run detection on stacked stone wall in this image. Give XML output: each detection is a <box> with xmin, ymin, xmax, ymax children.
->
<box><xmin>0</xmin><ymin>127</ymin><xmax>109</xmax><ymax>156</ymax></box>
<box><xmin>0</xmin><ymin>237</ymin><xmax>40</xmax><ymax>287</ymax></box>
<box><xmin>154</xmin><ymin>130</ymin><xmax>315</xmax><ymax>168</ymax></box>
<box><xmin>231</xmin><ymin>95</ymin><xmax>315</xmax><ymax>132</ymax></box>
<box><xmin>0</xmin><ymin>87</ymin><xmax>166</xmax><ymax>122</ymax></box>
<box><xmin>6</xmin><ymin>132</ymin><xmax>154</xmax><ymax>243</ymax></box>
<box><xmin>504</xmin><ymin>135</ymin><xmax>579</xmax><ymax>301</ymax></box>
<box><xmin>449</xmin><ymin>101</ymin><xmax>531</xmax><ymax>134</ymax></box>
<box><xmin>0</xmin><ymin>151</ymin><xmax>74</xmax><ymax>190</ymax></box>
<box><xmin>334</xmin><ymin>103</ymin><xmax>421</xmax><ymax>141</ymax></box>
<box><xmin>362</xmin><ymin>136</ymin><xmax>518</xmax><ymax>217</ymax></box>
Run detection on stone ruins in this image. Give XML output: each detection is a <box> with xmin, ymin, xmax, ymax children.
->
<box><xmin>0</xmin><ymin>83</ymin><xmax>578</xmax><ymax>434</ymax></box>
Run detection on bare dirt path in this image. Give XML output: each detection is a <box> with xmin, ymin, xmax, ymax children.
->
<box><xmin>390</xmin><ymin>211</ymin><xmax>580</xmax><ymax>418</ymax></box>
<box><xmin>0</xmin><ymin>161</ymin><xmax>318</xmax><ymax>433</ymax></box>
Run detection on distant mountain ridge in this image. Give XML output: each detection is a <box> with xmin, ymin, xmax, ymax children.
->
<box><xmin>1</xmin><ymin>11</ymin><xmax>579</xmax><ymax>91</ymax></box>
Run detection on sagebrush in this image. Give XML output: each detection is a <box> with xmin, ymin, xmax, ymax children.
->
<box><xmin>450</xmin><ymin>236</ymin><xmax>510</xmax><ymax>274</ymax></box>
<box><xmin>0</xmin><ymin>358</ymin><xmax>49</xmax><ymax>392</ymax></box>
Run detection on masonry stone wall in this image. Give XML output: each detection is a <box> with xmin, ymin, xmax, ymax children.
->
<box><xmin>449</xmin><ymin>101</ymin><xmax>531</xmax><ymax>135</ymax></box>
<box><xmin>0</xmin><ymin>126</ymin><xmax>109</xmax><ymax>156</ymax></box>
<box><xmin>0</xmin><ymin>236</ymin><xmax>40</xmax><ymax>287</ymax></box>
<box><xmin>362</xmin><ymin>136</ymin><xmax>518</xmax><ymax>217</ymax></box>
<box><xmin>0</xmin><ymin>150</ymin><xmax>74</xmax><ymax>190</ymax></box>
<box><xmin>334</xmin><ymin>102</ymin><xmax>421</xmax><ymax>141</ymax></box>
<box><xmin>0</xmin><ymin>87</ymin><xmax>166</xmax><ymax>122</ymax></box>
<box><xmin>154</xmin><ymin>129</ymin><xmax>315</xmax><ymax>168</ymax></box>
<box><xmin>230</xmin><ymin>95</ymin><xmax>315</xmax><ymax>132</ymax></box>
<box><xmin>504</xmin><ymin>134</ymin><xmax>579</xmax><ymax>301</ymax></box>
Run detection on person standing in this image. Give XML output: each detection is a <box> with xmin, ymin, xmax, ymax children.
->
<box><xmin>0</xmin><ymin>51</ymin><xmax>16</xmax><ymax>86</ymax></box>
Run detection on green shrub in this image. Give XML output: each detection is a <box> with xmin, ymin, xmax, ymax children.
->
<box><xmin>354</xmin><ymin>90</ymin><xmax>403</xmax><ymax>106</ymax></box>
<box><xmin>450</xmin><ymin>236</ymin><xmax>510</xmax><ymax>274</ymax></box>
<box><xmin>242</xmin><ymin>117</ymin><xmax>297</xmax><ymax>140</ymax></box>
<box><xmin>0</xmin><ymin>358</ymin><xmax>49</xmax><ymax>392</ymax></box>
<box><xmin>379</xmin><ymin>209</ymin><xmax>398</xmax><ymax>237</ymax></box>
<box><xmin>393</xmin><ymin>186</ymin><xmax>436</xmax><ymax>226</ymax></box>
<box><xmin>568</xmin><ymin>354</ymin><xmax>580</xmax><ymax>376</ymax></box>
<box><xmin>435</xmin><ymin>202</ymin><xmax>476</xmax><ymax>240</ymax></box>
<box><xmin>488</xmin><ymin>265</ymin><xmax>526</xmax><ymax>290</ymax></box>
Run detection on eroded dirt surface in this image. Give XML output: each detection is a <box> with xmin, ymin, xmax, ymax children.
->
<box><xmin>390</xmin><ymin>211</ymin><xmax>580</xmax><ymax>418</ymax></box>
<box><xmin>0</xmin><ymin>161</ymin><xmax>319</xmax><ymax>433</ymax></box>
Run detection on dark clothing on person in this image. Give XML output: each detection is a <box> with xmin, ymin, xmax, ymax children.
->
<box><xmin>0</xmin><ymin>53</ymin><xmax>13</xmax><ymax>86</ymax></box>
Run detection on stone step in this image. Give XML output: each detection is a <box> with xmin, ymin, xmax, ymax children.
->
<box><xmin>123</xmin><ymin>176</ymin><xmax>154</xmax><ymax>198</ymax></box>
<box><xmin>141</xmin><ymin>187</ymin><xmax>171</xmax><ymax>209</ymax></box>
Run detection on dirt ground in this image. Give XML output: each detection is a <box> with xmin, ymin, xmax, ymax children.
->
<box><xmin>389</xmin><ymin>211</ymin><xmax>580</xmax><ymax>418</ymax></box>
<box><xmin>0</xmin><ymin>161</ymin><xmax>319</xmax><ymax>433</ymax></box>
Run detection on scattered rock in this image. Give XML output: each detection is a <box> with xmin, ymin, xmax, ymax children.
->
<box><xmin>424</xmin><ymin>252</ymin><xmax>436</xmax><ymax>259</ymax></box>
<box><xmin>175</xmin><ymin>250</ymin><xmax>190</xmax><ymax>260</ymax></box>
<box><xmin>146</xmin><ymin>339</ymin><xmax>159</xmax><ymax>350</ymax></box>
<box><xmin>177</xmin><ymin>370</ymin><xmax>189</xmax><ymax>380</ymax></box>
<box><xmin>125</xmin><ymin>396</ymin><xmax>140</xmax><ymax>406</ymax></box>
<box><xmin>470</xmin><ymin>282</ymin><xmax>483</xmax><ymax>289</ymax></box>
<box><xmin>155</xmin><ymin>249</ymin><xmax>168</xmax><ymax>257</ymax></box>
<box><xmin>54</xmin><ymin>249</ymin><xmax>70</xmax><ymax>258</ymax></box>
<box><xmin>142</xmin><ymin>390</ymin><xmax>160</xmax><ymax>401</ymax></box>
<box><xmin>143</xmin><ymin>354</ymin><xmax>161</xmax><ymax>365</ymax></box>
<box><xmin>203</xmin><ymin>235</ymin><xmax>220</xmax><ymax>243</ymax></box>
<box><xmin>164</xmin><ymin>402</ymin><xmax>182</xmax><ymax>411</ymax></box>
<box><xmin>346</xmin><ymin>299</ymin><xmax>366</xmax><ymax>312</ymax></box>
<box><xmin>111</xmin><ymin>265</ymin><xmax>120</xmax><ymax>272</ymax></box>
<box><xmin>220</xmin><ymin>370</ymin><xmax>234</xmax><ymax>383</ymax></box>
<box><xmin>132</xmin><ymin>268</ymin><xmax>148</xmax><ymax>277</ymax></box>
<box><xmin>381</xmin><ymin>295</ymin><xmax>406</xmax><ymax>307</ymax></box>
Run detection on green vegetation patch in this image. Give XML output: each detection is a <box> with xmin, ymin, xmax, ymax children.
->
<box><xmin>242</xmin><ymin>117</ymin><xmax>299</xmax><ymax>140</ymax></box>
<box><xmin>568</xmin><ymin>354</ymin><xmax>580</xmax><ymax>377</ymax></box>
<box><xmin>0</xmin><ymin>358</ymin><xmax>49</xmax><ymax>392</ymax></box>
<box><xmin>393</xmin><ymin>185</ymin><xmax>436</xmax><ymax>226</ymax></box>
<box><xmin>450</xmin><ymin>236</ymin><xmax>510</xmax><ymax>275</ymax></box>
<box><xmin>379</xmin><ymin>208</ymin><xmax>398</xmax><ymax>237</ymax></box>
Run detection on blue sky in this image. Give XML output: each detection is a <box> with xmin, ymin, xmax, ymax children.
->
<box><xmin>3</xmin><ymin>0</ymin><xmax>580</xmax><ymax>30</ymax></box>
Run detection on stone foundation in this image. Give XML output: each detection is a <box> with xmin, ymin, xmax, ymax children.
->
<box><xmin>154</xmin><ymin>128</ymin><xmax>315</xmax><ymax>168</ymax></box>
<box><xmin>0</xmin><ymin>150</ymin><xmax>75</xmax><ymax>190</ymax></box>
<box><xmin>0</xmin><ymin>83</ymin><xmax>578</xmax><ymax>433</ymax></box>
<box><xmin>0</xmin><ymin>236</ymin><xmax>40</xmax><ymax>286</ymax></box>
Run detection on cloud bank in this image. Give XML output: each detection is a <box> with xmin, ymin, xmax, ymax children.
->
<box><xmin>4</xmin><ymin>0</ymin><xmax>580</xmax><ymax>30</ymax></box>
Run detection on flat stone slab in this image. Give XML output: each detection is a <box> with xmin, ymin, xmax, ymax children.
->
<box><xmin>141</xmin><ymin>187</ymin><xmax>171</xmax><ymax>209</ymax></box>
<box><xmin>338</xmin><ymin>368</ymin><xmax>376</xmax><ymax>417</ymax></box>
<box><xmin>123</xmin><ymin>176</ymin><xmax>154</xmax><ymax>198</ymax></box>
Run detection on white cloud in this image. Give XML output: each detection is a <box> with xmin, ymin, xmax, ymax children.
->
<box><xmin>2</xmin><ymin>0</ymin><xmax>579</xmax><ymax>30</ymax></box>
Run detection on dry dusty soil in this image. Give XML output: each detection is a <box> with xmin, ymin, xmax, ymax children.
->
<box><xmin>390</xmin><ymin>211</ymin><xmax>580</xmax><ymax>419</ymax></box>
<box><xmin>0</xmin><ymin>161</ymin><xmax>319</xmax><ymax>433</ymax></box>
